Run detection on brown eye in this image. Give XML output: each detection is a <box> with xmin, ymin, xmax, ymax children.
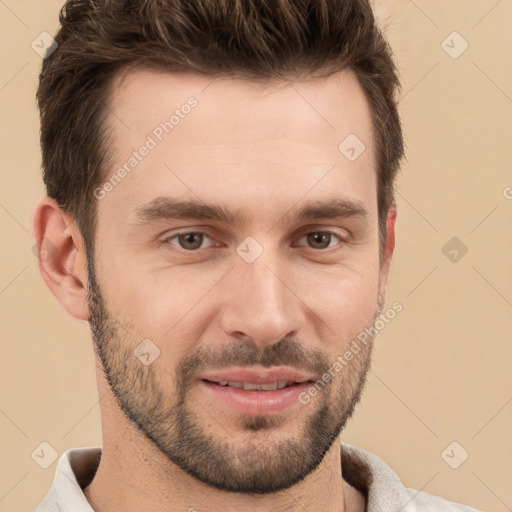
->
<box><xmin>303</xmin><ymin>231</ymin><xmax>340</xmax><ymax>250</ymax></box>
<box><xmin>166</xmin><ymin>232</ymin><xmax>212</xmax><ymax>251</ymax></box>
<box><xmin>293</xmin><ymin>230</ymin><xmax>345</xmax><ymax>250</ymax></box>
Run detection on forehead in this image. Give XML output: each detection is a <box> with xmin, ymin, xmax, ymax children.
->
<box><xmin>108</xmin><ymin>66</ymin><xmax>374</xmax><ymax>145</ymax></box>
<box><xmin>99</xmin><ymin>67</ymin><xmax>377</xmax><ymax>226</ymax></box>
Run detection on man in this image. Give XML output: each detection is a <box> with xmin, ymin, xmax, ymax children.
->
<box><xmin>32</xmin><ymin>0</ymin><xmax>479</xmax><ymax>510</ymax></box>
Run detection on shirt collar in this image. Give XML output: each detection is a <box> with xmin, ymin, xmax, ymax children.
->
<box><xmin>37</xmin><ymin>442</ymin><xmax>416</xmax><ymax>511</ymax></box>
<box><xmin>36</xmin><ymin>446</ymin><xmax>101</xmax><ymax>512</ymax></box>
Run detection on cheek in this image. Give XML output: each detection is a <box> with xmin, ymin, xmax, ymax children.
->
<box><xmin>302</xmin><ymin>264</ymin><xmax>380</xmax><ymax>340</ymax></box>
<box><xmin>111</xmin><ymin>265</ymin><xmax>226</xmax><ymax>339</ymax></box>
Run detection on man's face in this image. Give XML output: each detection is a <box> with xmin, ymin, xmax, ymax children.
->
<box><xmin>87</xmin><ymin>68</ymin><xmax>391</xmax><ymax>493</ymax></box>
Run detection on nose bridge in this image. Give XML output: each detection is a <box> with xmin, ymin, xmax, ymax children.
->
<box><xmin>220</xmin><ymin>245</ymin><xmax>303</xmax><ymax>345</ymax></box>
<box><xmin>243</xmin><ymin>257</ymin><xmax>285</xmax><ymax>312</ymax></box>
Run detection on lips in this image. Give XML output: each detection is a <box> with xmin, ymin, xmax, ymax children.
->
<box><xmin>197</xmin><ymin>367</ymin><xmax>316</xmax><ymax>415</ymax></box>
<box><xmin>199</xmin><ymin>367</ymin><xmax>315</xmax><ymax>386</ymax></box>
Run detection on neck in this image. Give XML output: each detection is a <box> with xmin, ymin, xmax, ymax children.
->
<box><xmin>84</xmin><ymin>378</ymin><xmax>365</xmax><ymax>512</ymax></box>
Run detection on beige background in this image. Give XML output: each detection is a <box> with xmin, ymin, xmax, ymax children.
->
<box><xmin>1</xmin><ymin>1</ymin><xmax>511</xmax><ymax>510</ymax></box>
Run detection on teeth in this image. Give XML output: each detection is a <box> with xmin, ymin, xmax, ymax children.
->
<box><xmin>213</xmin><ymin>380</ymin><xmax>294</xmax><ymax>390</ymax></box>
<box><xmin>242</xmin><ymin>382</ymin><xmax>261</xmax><ymax>390</ymax></box>
<box><xmin>240</xmin><ymin>382</ymin><xmax>279</xmax><ymax>391</ymax></box>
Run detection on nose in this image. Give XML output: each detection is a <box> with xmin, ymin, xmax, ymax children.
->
<box><xmin>219</xmin><ymin>251</ymin><xmax>305</xmax><ymax>348</ymax></box>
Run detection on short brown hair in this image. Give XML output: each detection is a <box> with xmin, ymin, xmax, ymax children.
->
<box><xmin>37</xmin><ymin>0</ymin><xmax>404</xmax><ymax>260</ymax></box>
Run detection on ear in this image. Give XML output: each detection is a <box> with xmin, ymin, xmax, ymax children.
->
<box><xmin>378</xmin><ymin>203</ymin><xmax>397</xmax><ymax>298</ymax></box>
<box><xmin>32</xmin><ymin>196</ymin><xmax>90</xmax><ymax>321</ymax></box>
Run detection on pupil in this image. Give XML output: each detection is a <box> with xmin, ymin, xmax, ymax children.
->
<box><xmin>180</xmin><ymin>233</ymin><xmax>202</xmax><ymax>249</ymax></box>
<box><xmin>308</xmin><ymin>232</ymin><xmax>330</xmax><ymax>249</ymax></box>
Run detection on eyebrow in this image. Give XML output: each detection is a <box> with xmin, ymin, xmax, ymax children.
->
<box><xmin>131</xmin><ymin>195</ymin><xmax>368</xmax><ymax>227</ymax></box>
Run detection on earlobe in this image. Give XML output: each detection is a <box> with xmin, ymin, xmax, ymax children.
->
<box><xmin>32</xmin><ymin>196</ymin><xmax>90</xmax><ymax>321</ymax></box>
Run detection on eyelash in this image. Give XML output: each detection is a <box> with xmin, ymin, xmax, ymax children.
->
<box><xmin>161</xmin><ymin>229</ymin><xmax>346</xmax><ymax>253</ymax></box>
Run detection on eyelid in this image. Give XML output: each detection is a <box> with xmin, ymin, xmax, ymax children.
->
<box><xmin>296</xmin><ymin>225</ymin><xmax>350</xmax><ymax>240</ymax></box>
<box><xmin>161</xmin><ymin>230</ymin><xmax>217</xmax><ymax>249</ymax></box>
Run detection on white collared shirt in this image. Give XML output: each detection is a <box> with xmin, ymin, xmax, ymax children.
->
<box><xmin>36</xmin><ymin>443</ymin><xmax>480</xmax><ymax>511</ymax></box>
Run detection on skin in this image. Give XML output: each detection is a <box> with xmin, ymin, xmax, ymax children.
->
<box><xmin>33</xmin><ymin>67</ymin><xmax>396</xmax><ymax>512</ymax></box>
